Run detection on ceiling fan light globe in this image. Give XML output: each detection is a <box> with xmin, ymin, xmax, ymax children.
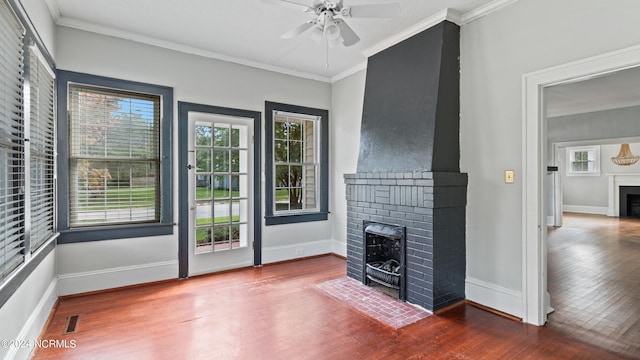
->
<box><xmin>324</xmin><ymin>23</ymin><xmax>341</xmax><ymax>40</ymax></box>
<box><xmin>308</xmin><ymin>26</ymin><xmax>324</xmax><ymax>43</ymax></box>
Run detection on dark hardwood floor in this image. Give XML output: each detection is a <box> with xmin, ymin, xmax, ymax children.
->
<box><xmin>35</xmin><ymin>255</ymin><xmax>629</xmax><ymax>359</ymax></box>
<box><xmin>547</xmin><ymin>213</ymin><xmax>640</xmax><ymax>359</ymax></box>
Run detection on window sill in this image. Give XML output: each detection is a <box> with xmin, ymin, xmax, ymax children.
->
<box><xmin>58</xmin><ymin>223</ymin><xmax>174</xmax><ymax>244</ymax></box>
<box><xmin>265</xmin><ymin>212</ymin><xmax>329</xmax><ymax>226</ymax></box>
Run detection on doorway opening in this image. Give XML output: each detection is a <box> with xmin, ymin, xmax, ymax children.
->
<box><xmin>524</xmin><ymin>46</ymin><xmax>640</xmax><ymax>357</ymax></box>
<box><xmin>523</xmin><ymin>43</ymin><xmax>640</xmax><ymax>327</ymax></box>
<box><xmin>177</xmin><ymin>102</ymin><xmax>262</xmax><ymax>278</ymax></box>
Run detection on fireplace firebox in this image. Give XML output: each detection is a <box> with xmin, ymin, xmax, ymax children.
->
<box><xmin>619</xmin><ymin>186</ymin><xmax>640</xmax><ymax>217</ymax></box>
<box><xmin>362</xmin><ymin>221</ymin><xmax>406</xmax><ymax>300</ymax></box>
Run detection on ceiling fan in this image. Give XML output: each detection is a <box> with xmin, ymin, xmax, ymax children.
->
<box><xmin>262</xmin><ymin>0</ymin><xmax>401</xmax><ymax>47</ymax></box>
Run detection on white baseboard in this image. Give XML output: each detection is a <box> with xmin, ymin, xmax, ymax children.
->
<box><xmin>57</xmin><ymin>261</ymin><xmax>177</xmax><ymax>296</ymax></box>
<box><xmin>466</xmin><ymin>277</ymin><xmax>523</xmax><ymax>319</ymax></box>
<box><xmin>562</xmin><ymin>205</ymin><xmax>608</xmax><ymax>215</ymax></box>
<box><xmin>546</xmin><ymin>216</ymin><xmax>555</xmax><ymax>226</ymax></box>
<box><xmin>8</xmin><ymin>278</ymin><xmax>58</xmax><ymax>360</ymax></box>
<box><xmin>262</xmin><ymin>240</ymin><xmax>332</xmax><ymax>264</ymax></box>
<box><xmin>332</xmin><ymin>240</ymin><xmax>346</xmax><ymax>258</ymax></box>
<box><xmin>188</xmin><ymin>261</ymin><xmax>254</xmax><ymax>277</ymax></box>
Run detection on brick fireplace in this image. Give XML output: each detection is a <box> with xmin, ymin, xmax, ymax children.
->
<box><xmin>344</xmin><ymin>20</ymin><xmax>467</xmax><ymax>312</ymax></box>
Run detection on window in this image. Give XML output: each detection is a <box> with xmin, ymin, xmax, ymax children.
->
<box><xmin>566</xmin><ymin>146</ymin><xmax>600</xmax><ymax>176</ymax></box>
<box><xmin>57</xmin><ymin>71</ymin><xmax>173</xmax><ymax>243</ymax></box>
<box><xmin>27</xmin><ymin>46</ymin><xmax>55</xmax><ymax>251</ymax></box>
<box><xmin>0</xmin><ymin>0</ymin><xmax>26</xmax><ymax>281</ymax></box>
<box><xmin>0</xmin><ymin>0</ymin><xmax>56</xmax><ymax>286</ymax></box>
<box><xmin>265</xmin><ymin>102</ymin><xmax>328</xmax><ymax>225</ymax></box>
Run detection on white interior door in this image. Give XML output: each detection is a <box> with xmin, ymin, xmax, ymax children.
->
<box><xmin>187</xmin><ymin>112</ymin><xmax>254</xmax><ymax>275</ymax></box>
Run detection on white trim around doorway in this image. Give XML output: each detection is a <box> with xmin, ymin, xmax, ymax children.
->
<box><xmin>522</xmin><ymin>43</ymin><xmax>640</xmax><ymax>326</ymax></box>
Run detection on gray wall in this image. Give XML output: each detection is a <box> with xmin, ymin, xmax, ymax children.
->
<box><xmin>459</xmin><ymin>0</ymin><xmax>640</xmax><ymax>317</ymax></box>
<box><xmin>55</xmin><ymin>26</ymin><xmax>333</xmax><ymax>295</ymax></box>
<box><xmin>561</xmin><ymin>143</ymin><xmax>640</xmax><ymax>210</ymax></box>
<box><xmin>548</xmin><ymin>105</ymin><xmax>640</xmax><ymax>213</ymax></box>
<box><xmin>548</xmin><ymin>105</ymin><xmax>640</xmax><ymax>145</ymax></box>
<box><xmin>330</xmin><ymin>70</ymin><xmax>366</xmax><ymax>255</ymax></box>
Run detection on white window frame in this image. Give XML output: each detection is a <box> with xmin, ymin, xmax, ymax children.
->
<box><xmin>264</xmin><ymin>101</ymin><xmax>329</xmax><ymax>226</ymax></box>
<box><xmin>272</xmin><ymin>110</ymin><xmax>321</xmax><ymax>215</ymax></box>
<box><xmin>566</xmin><ymin>145</ymin><xmax>600</xmax><ymax>176</ymax></box>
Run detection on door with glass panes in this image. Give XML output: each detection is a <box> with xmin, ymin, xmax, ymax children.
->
<box><xmin>187</xmin><ymin>112</ymin><xmax>254</xmax><ymax>275</ymax></box>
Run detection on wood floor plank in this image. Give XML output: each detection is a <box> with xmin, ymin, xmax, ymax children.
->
<box><xmin>547</xmin><ymin>213</ymin><xmax>640</xmax><ymax>359</ymax></box>
<box><xmin>34</xmin><ymin>255</ymin><xmax>629</xmax><ymax>359</ymax></box>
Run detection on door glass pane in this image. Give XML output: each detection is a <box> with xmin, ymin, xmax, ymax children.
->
<box><xmin>214</xmin><ymin>175</ymin><xmax>230</xmax><ymax>199</ymax></box>
<box><xmin>234</xmin><ymin>174</ymin><xmax>248</xmax><ymax>198</ymax></box>
<box><xmin>196</xmin><ymin>123</ymin><xmax>212</xmax><ymax>146</ymax></box>
<box><xmin>196</xmin><ymin>175</ymin><xmax>212</xmax><ymax>200</ymax></box>
<box><xmin>231</xmin><ymin>224</ymin><xmax>241</xmax><ymax>249</ymax></box>
<box><xmin>196</xmin><ymin>149</ymin><xmax>211</xmax><ymax>173</ymax></box>
<box><xmin>214</xmin><ymin>226</ymin><xmax>231</xmax><ymax>251</ymax></box>
<box><xmin>213</xmin><ymin>150</ymin><xmax>229</xmax><ymax>172</ymax></box>
<box><xmin>231</xmin><ymin>150</ymin><xmax>240</xmax><ymax>172</ymax></box>
<box><xmin>214</xmin><ymin>125</ymin><xmax>229</xmax><ymax>147</ymax></box>
<box><xmin>196</xmin><ymin>201</ymin><xmax>213</xmax><ymax>226</ymax></box>
<box><xmin>231</xmin><ymin>127</ymin><xmax>240</xmax><ymax>148</ymax></box>
<box><xmin>195</xmin><ymin>227</ymin><xmax>212</xmax><ymax>254</ymax></box>
<box><xmin>214</xmin><ymin>200</ymin><xmax>232</xmax><ymax>225</ymax></box>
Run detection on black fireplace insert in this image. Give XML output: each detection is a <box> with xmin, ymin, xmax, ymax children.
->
<box><xmin>362</xmin><ymin>221</ymin><xmax>406</xmax><ymax>300</ymax></box>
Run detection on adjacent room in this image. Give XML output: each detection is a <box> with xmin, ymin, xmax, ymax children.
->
<box><xmin>544</xmin><ymin>67</ymin><xmax>640</xmax><ymax>358</ymax></box>
<box><xmin>1</xmin><ymin>0</ymin><xmax>640</xmax><ymax>359</ymax></box>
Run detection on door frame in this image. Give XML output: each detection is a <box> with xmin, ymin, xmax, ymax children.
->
<box><xmin>522</xmin><ymin>44</ymin><xmax>640</xmax><ymax>325</ymax></box>
<box><xmin>178</xmin><ymin>102</ymin><xmax>262</xmax><ymax>278</ymax></box>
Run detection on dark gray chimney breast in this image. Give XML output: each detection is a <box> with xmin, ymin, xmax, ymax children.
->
<box><xmin>346</xmin><ymin>20</ymin><xmax>467</xmax><ymax>312</ymax></box>
<box><xmin>357</xmin><ymin>21</ymin><xmax>460</xmax><ymax>173</ymax></box>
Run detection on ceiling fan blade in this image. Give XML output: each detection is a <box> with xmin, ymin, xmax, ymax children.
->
<box><xmin>342</xmin><ymin>3</ymin><xmax>401</xmax><ymax>18</ymax></box>
<box><xmin>281</xmin><ymin>21</ymin><xmax>316</xmax><ymax>39</ymax></box>
<box><xmin>261</xmin><ymin>0</ymin><xmax>313</xmax><ymax>12</ymax></box>
<box><xmin>336</xmin><ymin>20</ymin><xmax>360</xmax><ymax>47</ymax></box>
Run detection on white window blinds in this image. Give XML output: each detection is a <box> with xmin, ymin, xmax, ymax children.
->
<box><xmin>68</xmin><ymin>84</ymin><xmax>161</xmax><ymax>227</ymax></box>
<box><xmin>0</xmin><ymin>0</ymin><xmax>25</xmax><ymax>280</ymax></box>
<box><xmin>28</xmin><ymin>46</ymin><xmax>55</xmax><ymax>251</ymax></box>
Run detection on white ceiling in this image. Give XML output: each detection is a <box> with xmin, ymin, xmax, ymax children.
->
<box><xmin>546</xmin><ymin>66</ymin><xmax>640</xmax><ymax>118</ymax></box>
<box><xmin>46</xmin><ymin>0</ymin><xmax>507</xmax><ymax>82</ymax></box>
<box><xmin>45</xmin><ymin>0</ymin><xmax>640</xmax><ymax>115</ymax></box>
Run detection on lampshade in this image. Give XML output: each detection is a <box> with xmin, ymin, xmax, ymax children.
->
<box><xmin>611</xmin><ymin>143</ymin><xmax>640</xmax><ymax>166</ymax></box>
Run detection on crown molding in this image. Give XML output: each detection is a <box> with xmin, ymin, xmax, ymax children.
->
<box><xmin>49</xmin><ymin>0</ymin><xmax>522</xmax><ymax>84</ymax></box>
<box><xmin>461</xmin><ymin>0</ymin><xmax>520</xmax><ymax>24</ymax></box>
<box><xmin>362</xmin><ymin>8</ymin><xmax>462</xmax><ymax>58</ymax></box>
<box><xmin>331</xmin><ymin>60</ymin><xmax>367</xmax><ymax>83</ymax></box>
<box><xmin>43</xmin><ymin>0</ymin><xmax>60</xmax><ymax>21</ymax></box>
<box><xmin>548</xmin><ymin>100</ymin><xmax>640</xmax><ymax>119</ymax></box>
<box><xmin>56</xmin><ymin>17</ymin><xmax>332</xmax><ymax>83</ymax></box>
